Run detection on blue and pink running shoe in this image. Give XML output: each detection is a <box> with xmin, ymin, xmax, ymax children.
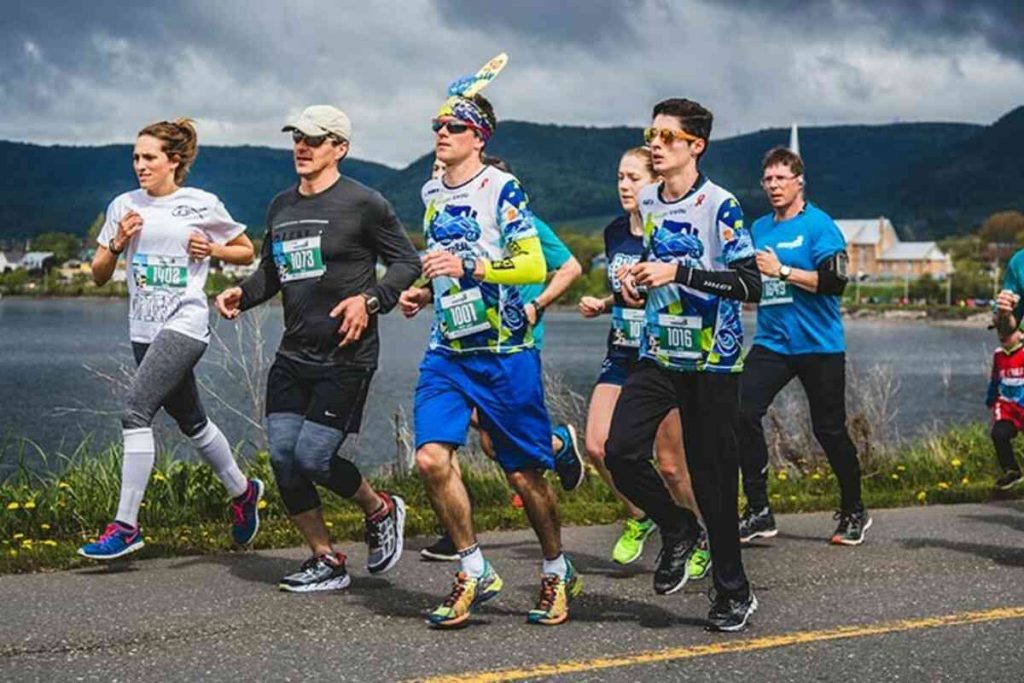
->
<box><xmin>78</xmin><ymin>521</ymin><xmax>144</xmax><ymax>560</ymax></box>
<box><xmin>231</xmin><ymin>478</ymin><xmax>265</xmax><ymax>547</ymax></box>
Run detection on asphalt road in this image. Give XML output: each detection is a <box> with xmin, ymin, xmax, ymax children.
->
<box><xmin>2</xmin><ymin>502</ymin><xmax>1023</xmax><ymax>682</ymax></box>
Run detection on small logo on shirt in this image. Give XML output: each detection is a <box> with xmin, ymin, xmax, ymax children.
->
<box><xmin>695</xmin><ymin>193</ymin><xmax>706</xmax><ymax>207</ymax></box>
<box><xmin>324</xmin><ymin>410</ymin><xmax>338</xmax><ymax>418</ymax></box>
<box><xmin>776</xmin><ymin>235</ymin><xmax>805</xmax><ymax>250</ymax></box>
<box><xmin>171</xmin><ymin>205</ymin><xmax>208</xmax><ymax>219</ymax></box>
<box><xmin>479</xmin><ymin>177</ymin><xmax>490</xmax><ymax>190</ymax></box>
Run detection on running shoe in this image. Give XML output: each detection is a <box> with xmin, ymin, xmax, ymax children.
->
<box><xmin>706</xmin><ymin>588</ymin><xmax>758</xmax><ymax>632</ymax></box>
<box><xmin>77</xmin><ymin>521</ymin><xmax>144</xmax><ymax>560</ymax></box>
<box><xmin>995</xmin><ymin>469</ymin><xmax>1024</xmax><ymax>490</ymax></box>
<box><xmin>687</xmin><ymin>530</ymin><xmax>712</xmax><ymax>580</ymax></box>
<box><xmin>428</xmin><ymin>562</ymin><xmax>504</xmax><ymax>628</ymax></box>
<box><xmin>551</xmin><ymin>423</ymin><xmax>585</xmax><ymax>491</ymax></box>
<box><xmin>527</xmin><ymin>559</ymin><xmax>583</xmax><ymax>626</ymax></box>
<box><xmin>366</xmin><ymin>491</ymin><xmax>406</xmax><ymax>574</ymax></box>
<box><xmin>230</xmin><ymin>478</ymin><xmax>264</xmax><ymax>547</ymax></box>
<box><xmin>420</xmin><ymin>532</ymin><xmax>459</xmax><ymax>562</ymax></box>
<box><xmin>612</xmin><ymin>517</ymin><xmax>657</xmax><ymax>565</ymax></box>
<box><xmin>830</xmin><ymin>506</ymin><xmax>873</xmax><ymax>546</ymax></box>
<box><xmin>738</xmin><ymin>506</ymin><xmax>778</xmax><ymax>544</ymax></box>
<box><xmin>653</xmin><ymin>533</ymin><xmax>697</xmax><ymax>595</ymax></box>
<box><xmin>278</xmin><ymin>552</ymin><xmax>350</xmax><ymax>593</ymax></box>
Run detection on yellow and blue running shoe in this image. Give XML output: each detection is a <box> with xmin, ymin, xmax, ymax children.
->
<box><xmin>428</xmin><ymin>562</ymin><xmax>503</xmax><ymax>628</ymax></box>
<box><xmin>527</xmin><ymin>558</ymin><xmax>583</xmax><ymax>626</ymax></box>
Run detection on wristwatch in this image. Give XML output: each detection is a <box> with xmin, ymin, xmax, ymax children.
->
<box><xmin>531</xmin><ymin>299</ymin><xmax>546</xmax><ymax>320</ymax></box>
<box><xmin>108</xmin><ymin>237</ymin><xmax>125</xmax><ymax>256</ymax></box>
<box><xmin>462</xmin><ymin>256</ymin><xmax>478</xmax><ymax>280</ymax></box>
<box><xmin>779</xmin><ymin>265</ymin><xmax>792</xmax><ymax>281</ymax></box>
<box><xmin>360</xmin><ymin>293</ymin><xmax>381</xmax><ymax>314</ymax></box>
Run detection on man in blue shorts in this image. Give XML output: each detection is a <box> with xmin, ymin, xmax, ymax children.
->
<box><xmin>737</xmin><ymin>146</ymin><xmax>869</xmax><ymax>546</ymax></box>
<box><xmin>399</xmin><ymin>88</ymin><xmax>581</xmax><ymax>628</ymax></box>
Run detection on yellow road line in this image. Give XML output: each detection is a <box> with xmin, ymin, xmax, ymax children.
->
<box><xmin>412</xmin><ymin>606</ymin><xmax>1024</xmax><ymax>683</ymax></box>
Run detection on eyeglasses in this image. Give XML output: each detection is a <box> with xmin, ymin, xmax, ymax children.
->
<box><xmin>432</xmin><ymin>119</ymin><xmax>476</xmax><ymax>135</ymax></box>
<box><xmin>643</xmin><ymin>127</ymin><xmax>700</xmax><ymax>145</ymax></box>
<box><xmin>291</xmin><ymin>130</ymin><xmax>340</xmax><ymax>148</ymax></box>
<box><xmin>761</xmin><ymin>175</ymin><xmax>799</xmax><ymax>187</ymax></box>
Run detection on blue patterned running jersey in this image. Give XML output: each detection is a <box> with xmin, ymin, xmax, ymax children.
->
<box><xmin>421</xmin><ymin>165</ymin><xmax>539</xmax><ymax>354</ymax></box>
<box><xmin>637</xmin><ymin>177</ymin><xmax>755</xmax><ymax>373</ymax></box>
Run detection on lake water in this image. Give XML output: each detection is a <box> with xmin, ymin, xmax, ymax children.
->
<box><xmin>0</xmin><ymin>298</ymin><xmax>995</xmax><ymax>476</ymax></box>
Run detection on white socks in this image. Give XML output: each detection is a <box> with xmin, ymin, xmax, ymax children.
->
<box><xmin>189</xmin><ymin>421</ymin><xmax>248</xmax><ymax>498</ymax></box>
<box><xmin>115</xmin><ymin>428</ymin><xmax>155</xmax><ymax>527</ymax></box>
<box><xmin>458</xmin><ymin>544</ymin><xmax>486</xmax><ymax>578</ymax></box>
<box><xmin>543</xmin><ymin>553</ymin><xmax>568</xmax><ymax>579</ymax></box>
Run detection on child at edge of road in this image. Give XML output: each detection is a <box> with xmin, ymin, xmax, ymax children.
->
<box><xmin>986</xmin><ymin>321</ymin><xmax>1024</xmax><ymax>490</ymax></box>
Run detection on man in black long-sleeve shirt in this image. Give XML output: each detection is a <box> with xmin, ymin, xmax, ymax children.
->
<box><xmin>215</xmin><ymin>105</ymin><xmax>421</xmax><ymax>592</ymax></box>
<box><xmin>604</xmin><ymin>98</ymin><xmax>760</xmax><ymax>632</ymax></box>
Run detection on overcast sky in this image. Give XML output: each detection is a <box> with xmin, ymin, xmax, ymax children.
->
<box><xmin>2</xmin><ymin>0</ymin><xmax>1022</xmax><ymax>167</ymax></box>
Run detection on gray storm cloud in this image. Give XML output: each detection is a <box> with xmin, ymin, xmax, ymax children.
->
<box><xmin>1</xmin><ymin>0</ymin><xmax>1021</xmax><ymax>165</ymax></box>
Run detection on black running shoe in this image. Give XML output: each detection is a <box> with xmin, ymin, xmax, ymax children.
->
<box><xmin>552</xmin><ymin>424</ymin><xmax>584</xmax><ymax>491</ymax></box>
<box><xmin>995</xmin><ymin>469</ymin><xmax>1024</xmax><ymax>490</ymax></box>
<box><xmin>738</xmin><ymin>506</ymin><xmax>778</xmax><ymax>544</ymax></box>
<box><xmin>366</xmin><ymin>491</ymin><xmax>406</xmax><ymax>574</ymax></box>
<box><xmin>278</xmin><ymin>553</ymin><xmax>351</xmax><ymax>593</ymax></box>
<box><xmin>420</xmin><ymin>533</ymin><xmax>459</xmax><ymax>562</ymax></box>
<box><xmin>830</xmin><ymin>506</ymin><xmax>872</xmax><ymax>546</ymax></box>
<box><xmin>653</xmin><ymin>534</ymin><xmax>697</xmax><ymax>595</ymax></box>
<box><xmin>706</xmin><ymin>589</ymin><xmax>758</xmax><ymax>632</ymax></box>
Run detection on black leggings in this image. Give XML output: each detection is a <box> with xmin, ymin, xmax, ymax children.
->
<box><xmin>991</xmin><ymin>420</ymin><xmax>1020</xmax><ymax>472</ymax></box>
<box><xmin>737</xmin><ymin>345</ymin><xmax>862</xmax><ymax>512</ymax></box>
<box><xmin>605</xmin><ymin>360</ymin><xmax>749</xmax><ymax>601</ymax></box>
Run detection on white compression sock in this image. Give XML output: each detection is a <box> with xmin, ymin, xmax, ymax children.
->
<box><xmin>458</xmin><ymin>544</ymin><xmax>487</xmax><ymax>578</ymax></box>
<box><xmin>189</xmin><ymin>420</ymin><xmax>248</xmax><ymax>498</ymax></box>
<box><xmin>115</xmin><ymin>428</ymin><xmax>155</xmax><ymax>527</ymax></box>
<box><xmin>542</xmin><ymin>553</ymin><xmax>568</xmax><ymax>579</ymax></box>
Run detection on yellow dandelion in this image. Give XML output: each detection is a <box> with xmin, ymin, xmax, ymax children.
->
<box><xmin>23</xmin><ymin>501</ymin><xmax>36</xmax><ymax>510</ymax></box>
<box><xmin>771</xmin><ymin>494</ymin><xmax>781</xmax><ymax>500</ymax></box>
<box><xmin>325</xmin><ymin>521</ymin><xmax>334</xmax><ymax>528</ymax></box>
<box><xmin>12</xmin><ymin>533</ymin><xmax>25</xmax><ymax>540</ymax></box>
<box><xmin>42</xmin><ymin>540</ymin><xmax>58</xmax><ymax>547</ymax></box>
<box><xmin>811</xmin><ymin>473</ymin><xmax>822</xmax><ymax>480</ymax></box>
<box><xmin>257</xmin><ymin>500</ymin><xmax>268</xmax><ymax>510</ymax></box>
<box><xmin>961</xmin><ymin>476</ymin><xmax>970</xmax><ymax>485</ymax></box>
<box><xmin>891</xmin><ymin>473</ymin><xmax>900</xmax><ymax>480</ymax></box>
<box><xmin>896</xmin><ymin>465</ymin><xmax>906</xmax><ymax>472</ymax></box>
<box><xmin>6</xmin><ymin>502</ymin><xmax>19</xmax><ymax>510</ymax></box>
<box><xmin>937</xmin><ymin>482</ymin><xmax>950</xmax><ymax>490</ymax></box>
<box><xmin>20</xmin><ymin>539</ymin><xmax>33</xmax><ymax>548</ymax></box>
<box><xmin>40</xmin><ymin>524</ymin><xmax>50</xmax><ymax>531</ymax></box>
<box><xmin>777</xmin><ymin>472</ymin><xmax>788</xmax><ymax>481</ymax></box>
<box><xmin>152</xmin><ymin>473</ymin><xmax>166</xmax><ymax>483</ymax></box>
<box><xmin>788</xmin><ymin>495</ymin><xmax>797</xmax><ymax>501</ymax></box>
<box><xmin>951</xmin><ymin>458</ymin><xmax>962</xmax><ymax>468</ymax></box>
<box><xmin>144</xmin><ymin>536</ymin><xmax>154</xmax><ymax>543</ymax></box>
<box><xmin>916</xmin><ymin>491</ymin><xmax>927</xmax><ymax>503</ymax></box>
<box><xmin>58</xmin><ymin>482</ymin><xmax>71</xmax><ymax>490</ymax></box>
<box><xmin>7</xmin><ymin>550</ymin><xmax>17</xmax><ymax>558</ymax></box>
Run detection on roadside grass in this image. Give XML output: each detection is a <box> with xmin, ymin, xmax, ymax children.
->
<box><xmin>2</xmin><ymin>421</ymin><xmax>1022</xmax><ymax>573</ymax></box>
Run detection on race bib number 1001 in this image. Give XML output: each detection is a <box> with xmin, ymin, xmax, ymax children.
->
<box><xmin>760</xmin><ymin>275</ymin><xmax>793</xmax><ymax>306</ymax></box>
<box><xmin>611</xmin><ymin>307</ymin><xmax>644</xmax><ymax>348</ymax></box>
<box><xmin>439</xmin><ymin>287</ymin><xmax>490</xmax><ymax>340</ymax></box>
<box><xmin>275</xmin><ymin>236</ymin><xmax>326</xmax><ymax>283</ymax></box>
<box><xmin>656</xmin><ymin>314</ymin><xmax>702</xmax><ymax>359</ymax></box>
<box><xmin>132</xmin><ymin>254</ymin><xmax>188</xmax><ymax>290</ymax></box>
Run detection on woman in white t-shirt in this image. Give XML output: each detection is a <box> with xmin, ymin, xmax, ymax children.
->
<box><xmin>79</xmin><ymin>119</ymin><xmax>263</xmax><ymax>561</ymax></box>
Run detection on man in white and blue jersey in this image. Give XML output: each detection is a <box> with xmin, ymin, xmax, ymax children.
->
<box><xmin>605</xmin><ymin>98</ymin><xmax>761</xmax><ymax>632</ymax></box>
<box><xmin>738</xmin><ymin>147</ymin><xmax>869</xmax><ymax>546</ymax></box>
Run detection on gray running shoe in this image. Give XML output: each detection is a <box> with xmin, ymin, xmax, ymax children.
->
<box><xmin>366</xmin><ymin>492</ymin><xmax>406</xmax><ymax>574</ymax></box>
<box><xmin>278</xmin><ymin>553</ymin><xmax>351</xmax><ymax>593</ymax></box>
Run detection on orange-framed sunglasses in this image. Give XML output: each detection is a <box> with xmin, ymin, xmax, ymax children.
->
<box><xmin>643</xmin><ymin>126</ymin><xmax>700</xmax><ymax>145</ymax></box>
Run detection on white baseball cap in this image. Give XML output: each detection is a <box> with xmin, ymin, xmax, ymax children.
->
<box><xmin>282</xmin><ymin>105</ymin><xmax>352</xmax><ymax>141</ymax></box>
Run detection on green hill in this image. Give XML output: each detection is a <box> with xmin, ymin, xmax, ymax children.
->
<box><xmin>5</xmin><ymin>108</ymin><xmax>1024</xmax><ymax>241</ymax></box>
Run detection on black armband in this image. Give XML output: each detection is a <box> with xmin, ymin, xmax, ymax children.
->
<box><xmin>817</xmin><ymin>251</ymin><xmax>849</xmax><ymax>296</ymax></box>
<box><xmin>674</xmin><ymin>256</ymin><xmax>762</xmax><ymax>303</ymax></box>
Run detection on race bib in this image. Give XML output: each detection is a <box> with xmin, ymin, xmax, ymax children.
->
<box><xmin>439</xmin><ymin>287</ymin><xmax>490</xmax><ymax>339</ymax></box>
<box><xmin>131</xmin><ymin>254</ymin><xmax>188</xmax><ymax>291</ymax></box>
<box><xmin>611</xmin><ymin>306</ymin><xmax>644</xmax><ymax>348</ymax></box>
<box><xmin>656</xmin><ymin>314</ymin><xmax>702</xmax><ymax>359</ymax></box>
<box><xmin>275</xmin><ymin>236</ymin><xmax>326</xmax><ymax>283</ymax></box>
<box><xmin>760</xmin><ymin>275</ymin><xmax>793</xmax><ymax>306</ymax></box>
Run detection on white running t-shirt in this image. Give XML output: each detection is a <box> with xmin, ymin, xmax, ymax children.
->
<box><xmin>98</xmin><ymin>187</ymin><xmax>246</xmax><ymax>344</ymax></box>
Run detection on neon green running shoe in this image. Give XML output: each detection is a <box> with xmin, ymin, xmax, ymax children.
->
<box><xmin>687</xmin><ymin>537</ymin><xmax>712</xmax><ymax>580</ymax></box>
<box><xmin>612</xmin><ymin>517</ymin><xmax>657</xmax><ymax>565</ymax></box>
<box><xmin>428</xmin><ymin>562</ymin><xmax>503</xmax><ymax>629</ymax></box>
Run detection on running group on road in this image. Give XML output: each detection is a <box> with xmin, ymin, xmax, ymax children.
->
<box><xmin>78</xmin><ymin>53</ymin><xmax>877</xmax><ymax>634</ymax></box>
